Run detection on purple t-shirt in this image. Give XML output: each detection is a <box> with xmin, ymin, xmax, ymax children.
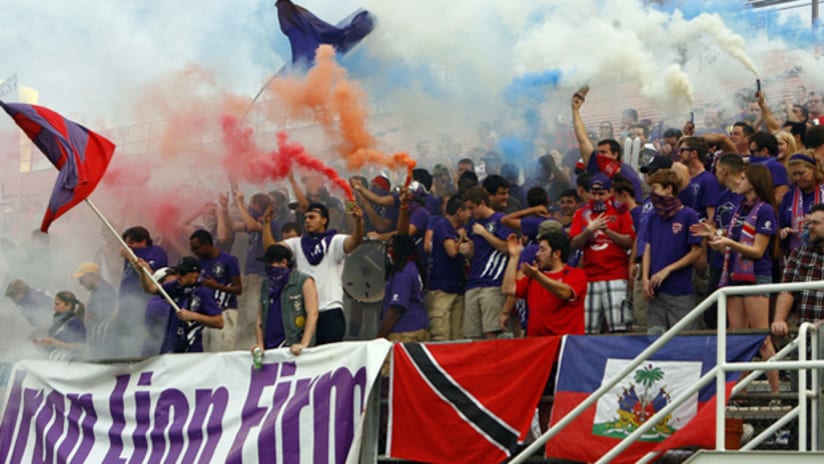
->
<box><xmin>119</xmin><ymin>245</ymin><xmax>168</xmax><ymax>299</ymax></box>
<box><xmin>200</xmin><ymin>251</ymin><xmax>241</xmax><ymax>309</ymax></box>
<box><xmin>749</xmin><ymin>156</ymin><xmax>788</xmax><ymax>188</ymax></box>
<box><xmin>709</xmin><ymin>189</ymin><xmax>744</xmax><ymax>269</ymax></box>
<box><xmin>381</xmin><ymin>261</ymin><xmax>428</xmax><ymax>333</ymax></box>
<box><xmin>119</xmin><ymin>245</ymin><xmax>168</xmax><ymax>326</ymax></box>
<box><xmin>678</xmin><ymin>170</ymin><xmax>721</xmax><ymax>220</ymax></box>
<box><xmin>467</xmin><ymin>212</ymin><xmax>511</xmax><ymax>288</ymax></box>
<box><xmin>586</xmin><ymin>152</ymin><xmax>644</xmax><ymax>203</ymax></box>
<box><xmin>635</xmin><ymin>199</ymin><xmax>654</xmax><ymax>261</ymax></box>
<box><xmin>409</xmin><ymin>204</ymin><xmax>431</xmax><ymax>257</ymax></box>
<box><xmin>518</xmin><ymin>244</ymin><xmax>540</xmax><ymax>267</ymax></box>
<box><xmin>727</xmin><ymin>202</ymin><xmax>777</xmax><ymax>277</ymax></box>
<box><xmin>162</xmin><ymin>281</ymin><xmax>222</xmax><ymax>353</ymax></box>
<box><xmin>521</xmin><ymin>216</ymin><xmax>546</xmax><ymax>244</ymax></box>
<box><xmin>428</xmin><ymin>216</ymin><xmax>465</xmax><ymax>294</ymax></box>
<box><xmin>645</xmin><ymin>207</ymin><xmax>702</xmax><ymax>296</ymax></box>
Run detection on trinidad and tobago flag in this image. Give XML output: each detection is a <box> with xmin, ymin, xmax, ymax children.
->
<box><xmin>0</xmin><ymin>101</ymin><xmax>115</xmax><ymax>232</ymax></box>
<box><xmin>387</xmin><ymin>337</ymin><xmax>561</xmax><ymax>464</ymax></box>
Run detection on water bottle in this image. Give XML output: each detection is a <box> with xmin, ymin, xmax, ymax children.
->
<box><xmin>253</xmin><ymin>347</ymin><xmax>263</xmax><ymax>369</ymax></box>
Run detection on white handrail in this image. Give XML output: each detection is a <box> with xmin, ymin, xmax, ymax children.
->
<box><xmin>508</xmin><ymin>279</ymin><xmax>824</xmax><ymax>463</ymax></box>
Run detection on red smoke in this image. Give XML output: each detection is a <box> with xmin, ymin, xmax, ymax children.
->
<box><xmin>277</xmin><ymin>132</ymin><xmax>354</xmax><ymax>201</ymax></box>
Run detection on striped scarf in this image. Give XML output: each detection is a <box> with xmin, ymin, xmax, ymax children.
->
<box><xmin>790</xmin><ymin>184</ymin><xmax>824</xmax><ymax>251</ymax></box>
<box><xmin>720</xmin><ymin>200</ymin><xmax>764</xmax><ymax>286</ymax></box>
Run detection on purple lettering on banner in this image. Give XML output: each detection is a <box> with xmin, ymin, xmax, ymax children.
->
<box><xmin>312</xmin><ymin>367</ymin><xmax>367</xmax><ymax>464</ymax></box>
<box><xmin>257</xmin><ymin>362</ymin><xmax>296</xmax><ymax>462</ymax></box>
<box><xmin>280</xmin><ymin>378</ymin><xmax>314</xmax><ymax>462</ymax></box>
<box><xmin>182</xmin><ymin>387</ymin><xmax>229</xmax><ymax>463</ymax></box>
<box><xmin>226</xmin><ymin>363</ymin><xmax>281</xmax><ymax>464</ymax></box>
<box><xmin>73</xmin><ymin>394</ymin><xmax>98</xmax><ymax>464</ymax></box>
<box><xmin>34</xmin><ymin>391</ymin><xmax>66</xmax><ymax>464</ymax></box>
<box><xmin>11</xmin><ymin>388</ymin><xmax>45</xmax><ymax>464</ymax></box>
<box><xmin>104</xmin><ymin>374</ymin><xmax>131</xmax><ymax>464</ymax></box>
<box><xmin>62</xmin><ymin>393</ymin><xmax>97</xmax><ymax>464</ymax></box>
<box><xmin>128</xmin><ymin>389</ymin><xmax>152</xmax><ymax>464</ymax></box>
<box><xmin>148</xmin><ymin>389</ymin><xmax>189</xmax><ymax>463</ymax></box>
<box><xmin>0</xmin><ymin>369</ymin><xmax>27</xmax><ymax>462</ymax></box>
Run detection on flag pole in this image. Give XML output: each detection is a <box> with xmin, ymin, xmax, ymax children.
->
<box><xmin>84</xmin><ymin>198</ymin><xmax>182</xmax><ymax>313</ymax></box>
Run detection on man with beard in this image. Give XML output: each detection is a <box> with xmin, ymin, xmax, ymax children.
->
<box><xmin>772</xmin><ymin>203</ymin><xmax>824</xmax><ymax>336</ymax></box>
<box><xmin>264</xmin><ymin>202</ymin><xmax>364</xmax><ymax>344</ymax></box>
<box><xmin>72</xmin><ymin>262</ymin><xmax>117</xmax><ymax>358</ymax></box>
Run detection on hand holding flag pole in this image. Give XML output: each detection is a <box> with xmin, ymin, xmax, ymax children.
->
<box><xmin>0</xmin><ymin>101</ymin><xmax>181</xmax><ymax>312</ymax></box>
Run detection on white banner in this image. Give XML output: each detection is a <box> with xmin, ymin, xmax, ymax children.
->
<box><xmin>0</xmin><ymin>340</ymin><xmax>391</xmax><ymax>464</ymax></box>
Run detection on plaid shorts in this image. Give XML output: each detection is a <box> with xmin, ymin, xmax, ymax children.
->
<box><xmin>585</xmin><ymin>279</ymin><xmax>631</xmax><ymax>334</ymax></box>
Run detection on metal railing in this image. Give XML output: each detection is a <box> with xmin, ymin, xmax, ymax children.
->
<box><xmin>509</xmin><ymin>279</ymin><xmax>824</xmax><ymax>464</ymax></box>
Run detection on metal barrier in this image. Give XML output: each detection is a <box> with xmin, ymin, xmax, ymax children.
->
<box><xmin>509</xmin><ymin>279</ymin><xmax>824</xmax><ymax>464</ymax></box>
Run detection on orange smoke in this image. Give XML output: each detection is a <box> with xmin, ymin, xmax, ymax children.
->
<box><xmin>268</xmin><ymin>45</ymin><xmax>412</xmax><ymax>173</ymax></box>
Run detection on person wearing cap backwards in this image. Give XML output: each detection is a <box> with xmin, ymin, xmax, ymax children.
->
<box><xmin>353</xmin><ymin>175</ymin><xmax>397</xmax><ymax>234</ymax></box>
<box><xmin>252</xmin><ymin>244</ymin><xmax>318</xmax><ymax>356</ymax></box>
<box><xmin>569</xmin><ymin>173</ymin><xmax>636</xmax><ymax>334</ymax></box>
<box><xmin>778</xmin><ymin>153</ymin><xmax>824</xmax><ymax>256</ymax></box>
<box><xmin>72</xmin><ymin>262</ymin><xmax>117</xmax><ymax>358</ymax></box>
<box><xmin>264</xmin><ymin>201</ymin><xmax>363</xmax><ymax>345</ymax></box>
<box><xmin>136</xmin><ymin>257</ymin><xmax>224</xmax><ymax>353</ymax></box>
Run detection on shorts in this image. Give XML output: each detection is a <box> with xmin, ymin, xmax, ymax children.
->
<box><xmin>464</xmin><ymin>286</ymin><xmax>507</xmax><ymax>338</ymax></box>
<box><xmin>647</xmin><ymin>293</ymin><xmax>696</xmax><ymax>334</ymax></box>
<box><xmin>425</xmin><ymin>290</ymin><xmax>465</xmax><ymax>341</ymax></box>
<box><xmin>585</xmin><ymin>279</ymin><xmax>631</xmax><ymax>334</ymax></box>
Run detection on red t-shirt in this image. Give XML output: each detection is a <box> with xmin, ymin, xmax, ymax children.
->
<box><xmin>569</xmin><ymin>203</ymin><xmax>635</xmax><ymax>281</ymax></box>
<box><xmin>515</xmin><ymin>265</ymin><xmax>588</xmax><ymax>336</ymax></box>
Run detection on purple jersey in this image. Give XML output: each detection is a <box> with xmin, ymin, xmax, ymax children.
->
<box><xmin>381</xmin><ymin>261</ymin><xmax>428</xmax><ymax>333</ymax></box>
<box><xmin>199</xmin><ymin>251</ymin><xmax>241</xmax><ymax>309</ymax></box>
<box><xmin>162</xmin><ymin>281</ymin><xmax>222</xmax><ymax>353</ymax></box>
<box><xmin>645</xmin><ymin>206</ymin><xmax>702</xmax><ymax>295</ymax></box>
<box><xmin>678</xmin><ymin>170</ymin><xmax>721</xmax><ymax>220</ymax></box>
<box><xmin>710</xmin><ymin>189</ymin><xmax>744</xmax><ymax>269</ymax></box>
<box><xmin>409</xmin><ymin>204</ymin><xmax>431</xmax><ymax>258</ymax></box>
<box><xmin>467</xmin><ymin>212</ymin><xmax>511</xmax><ymax>288</ymax></box>
<box><xmin>728</xmin><ymin>201</ymin><xmax>777</xmax><ymax>277</ymax></box>
<box><xmin>428</xmin><ymin>216</ymin><xmax>465</xmax><ymax>294</ymax></box>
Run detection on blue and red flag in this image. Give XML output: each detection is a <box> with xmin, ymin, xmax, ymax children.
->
<box><xmin>276</xmin><ymin>0</ymin><xmax>374</xmax><ymax>67</ymax></box>
<box><xmin>546</xmin><ymin>334</ymin><xmax>764</xmax><ymax>463</ymax></box>
<box><xmin>0</xmin><ymin>101</ymin><xmax>115</xmax><ymax>232</ymax></box>
<box><xmin>387</xmin><ymin>337</ymin><xmax>561</xmax><ymax>464</ymax></box>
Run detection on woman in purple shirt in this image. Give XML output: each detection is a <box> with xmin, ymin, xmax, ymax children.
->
<box><xmin>693</xmin><ymin>164</ymin><xmax>779</xmax><ymax>395</ymax></box>
<box><xmin>33</xmin><ymin>291</ymin><xmax>86</xmax><ymax>361</ymax></box>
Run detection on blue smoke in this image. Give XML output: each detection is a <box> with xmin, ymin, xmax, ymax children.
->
<box><xmin>504</xmin><ymin>69</ymin><xmax>563</xmax><ymax>103</ymax></box>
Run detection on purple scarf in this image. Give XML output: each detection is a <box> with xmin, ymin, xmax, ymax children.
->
<box><xmin>300</xmin><ymin>229</ymin><xmax>337</xmax><ymax>265</ymax></box>
<box><xmin>720</xmin><ymin>200</ymin><xmax>763</xmax><ymax>286</ymax></box>
<box><xmin>265</xmin><ymin>266</ymin><xmax>292</xmax><ymax>300</ymax></box>
<box><xmin>649</xmin><ymin>192</ymin><xmax>683</xmax><ymax>220</ymax></box>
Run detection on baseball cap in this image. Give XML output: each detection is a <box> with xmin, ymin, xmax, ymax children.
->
<box><xmin>589</xmin><ymin>173</ymin><xmax>612</xmax><ymax>191</ymax></box>
<box><xmin>256</xmin><ymin>244</ymin><xmax>293</xmax><ymax>264</ymax></box>
<box><xmin>538</xmin><ymin>219</ymin><xmax>563</xmax><ymax>236</ymax></box>
<box><xmin>640</xmin><ymin>156</ymin><xmax>673</xmax><ymax>174</ymax></box>
<box><xmin>152</xmin><ymin>267</ymin><xmax>177</xmax><ymax>282</ymax></box>
<box><xmin>175</xmin><ymin>256</ymin><xmax>202</xmax><ymax>275</ymax></box>
<box><xmin>71</xmin><ymin>262</ymin><xmax>100</xmax><ymax>279</ymax></box>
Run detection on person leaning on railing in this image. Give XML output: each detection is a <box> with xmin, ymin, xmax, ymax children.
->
<box><xmin>772</xmin><ymin>203</ymin><xmax>824</xmax><ymax>337</ymax></box>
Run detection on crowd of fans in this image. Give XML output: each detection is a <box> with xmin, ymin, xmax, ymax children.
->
<box><xmin>5</xmin><ymin>85</ymin><xmax>824</xmax><ymax>379</ymax></box>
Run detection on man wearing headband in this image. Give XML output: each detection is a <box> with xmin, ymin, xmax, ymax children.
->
<box><xmin>264</xmin><ymin>201</ymin><xmax>364</xmax><ymax>345</ymax></box>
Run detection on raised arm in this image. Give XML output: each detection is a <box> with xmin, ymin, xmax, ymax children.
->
<box><xmin>352</xmin><ymin>181</ymin><xmax>395</xmax><ymax>207</ymax></box>
<box><xmin>288</xmin><ymin>174</ymin><xmax>310</xmax><ymax>212</ymax></box>
<box><xmin>343</xmin><ymin>204</ymin><xmax>365</xmax><ymax>254</ymax></box>
<box><xmin>234</xmin><ymin>191</ymin><xmax>263</xmax><ymax>232</ymax></box>
<box><xmin>572</xmin><ymin>87</ymin><xmax>594</xmax><ymax>164</ymax></box>
<box><xmin>757</xmin><ymin>91</ymin><xmax>781</xmax><ymax>133</ymax></box>
<box><xmin>700</xmin><ymin>133</ymin><xmax>738</xmax><ymax>154</ymax></box>
<box><xmin>501</xmin><ymin>234</ymin><xmax>523</xmax><ymax>296</ymax></box>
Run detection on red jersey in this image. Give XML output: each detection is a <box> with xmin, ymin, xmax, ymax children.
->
<box><xmin>515</xmin><ymin>265</ymin><xmax>588</xmax><ymax>336</ymax></box>
<box><xmin>569</xmin><ymin>203</ymin><xmax>635</xmax><ymax>281</ymax></box>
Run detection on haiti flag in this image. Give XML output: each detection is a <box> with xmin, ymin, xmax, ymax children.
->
<box><xmin>546</xmin><ymin>334</ymin><xmax>765</xmax><ymax>463</ymax></box>
<box><xmin>0</xmin><ymin>101</ymin><xmax>115</xmax><ymax>232</ymax></box>
<box><xmin>388</xmin><ymin>337</ymin><xmax>561</xmax><ymax>464</ymax></box>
